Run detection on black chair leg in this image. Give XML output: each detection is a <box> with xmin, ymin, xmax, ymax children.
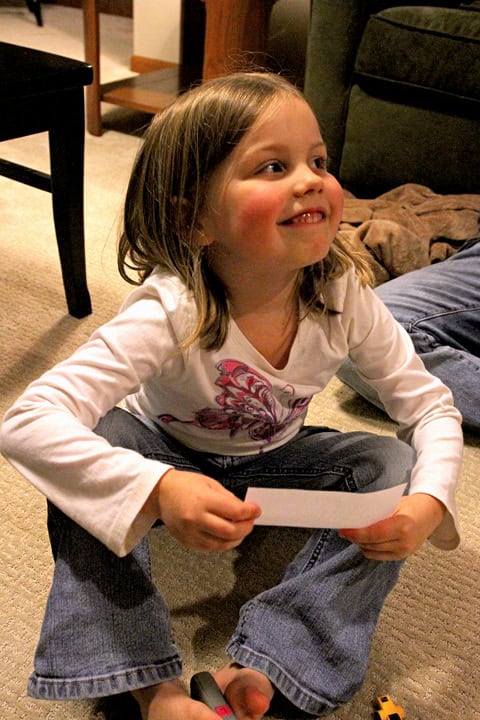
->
<box><xmin>26</xmin><ymin>0</ymin><xmax>43</xmax><ymax>26</ymax></box>
<box><xmin>49</xmin><ymin>89</ymin><xmax>92</xmax><ymax>319</ymax></box>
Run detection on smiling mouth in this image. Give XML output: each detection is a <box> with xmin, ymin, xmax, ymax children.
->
<box><xmin>282</xmin><ymin>211</ymin><xmax>326</xmax><ymax>225</ymax></box>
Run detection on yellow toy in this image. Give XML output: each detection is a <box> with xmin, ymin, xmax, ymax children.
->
<box><xmin>373</xmin><ymin>694</ymin><xmax>405</xmax><ymax>720</ymax></box>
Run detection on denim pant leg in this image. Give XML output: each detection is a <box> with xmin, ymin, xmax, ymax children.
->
<box><xmin>337</xmin><ymin>241</ymin><xmax>480</xmax><ymax>432</ymax></box>
<box><xmin>216</xmin><ymin>427</ymin><xmax>415</xmax><ymax>717</ymax></box>
<box><xmin>28</xmin><ymin>408</ymin><xmax>201</xmax><ymax>701</ymax></box>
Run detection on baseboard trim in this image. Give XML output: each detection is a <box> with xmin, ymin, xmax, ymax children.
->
<box><xmin>45</xmin><ymin>0</ymin><xmax>133</xmax><ymax>17</ymax></box>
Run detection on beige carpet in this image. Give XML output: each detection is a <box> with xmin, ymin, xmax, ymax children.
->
<box><xmin>1</xmin><ymin>6</ymin><xmax>480</xmax><ymax>720</ymax></box>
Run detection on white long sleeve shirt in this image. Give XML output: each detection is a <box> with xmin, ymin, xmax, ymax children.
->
<box><xmin>0</xmin><ymin>267</ymin><xmax>463</xmax><ymax>556</ymax></box>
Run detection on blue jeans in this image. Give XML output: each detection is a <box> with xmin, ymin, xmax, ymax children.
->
<box><xmin>338</xmin><ymin>240</ymin><xmax>480</xmax><ymax>432</ymax></box>
<box><xmin>28</xmin><ymin>408</ymin><xmax>414</xmax><ymax>716</ymax></box>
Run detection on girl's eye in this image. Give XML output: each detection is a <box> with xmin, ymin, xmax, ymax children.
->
<box><xmin>312</xmin><ymin>156</ymin><xmax>328</xmax><ymax>171</ymax></box>
<box><xmin>259</xmin><ymin>161</ymin><xmax>285</xmax><ymax>175</ymax></box>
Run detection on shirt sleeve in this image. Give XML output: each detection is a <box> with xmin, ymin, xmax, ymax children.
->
<box><xmin>341</xmin><ymin>274</ymin><xmax>463</xmax><ymax>549</ymax></box>
<box><xmin>0</xmin><ymin>291</ymin><xmax>184</xmax><ymax>557</ymax></box>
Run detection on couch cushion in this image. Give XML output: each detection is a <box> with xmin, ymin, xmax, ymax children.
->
<box><xmin>339</xmin><ymin>86</ymin><xmax>480</xmax><ymax>197</ymax></box>
<box><xmin>355</xmin><ymin>7</ymin><xmax>480</xmax><ymax>106</ymax></box>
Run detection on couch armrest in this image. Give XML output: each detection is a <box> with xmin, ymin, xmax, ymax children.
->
<box><xmin>304</xmin><ymin>0</ymin><xmax>374</xmax><ymax>175</ymax></box>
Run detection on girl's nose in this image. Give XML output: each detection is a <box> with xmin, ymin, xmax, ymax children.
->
<box><xmin>292</xmin><ymin>166</ymin><xmax>324</xmax><ymax>196</ymax></box>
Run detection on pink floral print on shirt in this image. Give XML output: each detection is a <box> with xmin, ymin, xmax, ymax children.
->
<box><xmin>159</xmin><ymin>359</ymin><xmax>311</xmax><ymax>443</ymax></box>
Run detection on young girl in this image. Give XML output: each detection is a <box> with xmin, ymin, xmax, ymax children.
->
<box><xmin>0</xmin><ymin>73</ymin><xmax>463</xmax><ymax>720</ymax></box>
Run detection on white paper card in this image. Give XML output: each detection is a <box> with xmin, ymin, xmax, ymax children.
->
<box><xmin>245</xmin><ymin>483</ymin><xmax>407</xmax><ymax>529</ymax></box>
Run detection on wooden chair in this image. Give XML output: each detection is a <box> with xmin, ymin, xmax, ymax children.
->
<box><xmin>0</xmin><ymin>42</ymin><xmax>93</xmax><ymax>318</ymax></box>
<box><xmin>1</xmin><ymin>1</ymin><xmax>43</xmax><ymax>26</ymax></box>
<box><xmin>25</xmin><ymin>0</ymin><xmax>42</xmax><ymax>26</ymax></box>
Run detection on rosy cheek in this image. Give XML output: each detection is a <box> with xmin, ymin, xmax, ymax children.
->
<box><xmin>236</xmin><ymin>188</ymin><xmax>282</xmax><ymax>229</ymax></box>
<box><xmin>329</xmin><ymin>177</ymin><xmax>344</xmax><ymax>224</ymax></box>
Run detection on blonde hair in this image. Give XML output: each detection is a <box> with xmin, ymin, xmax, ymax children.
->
<box><xmin>118</xmin><ymin>72</ymin><xmax>373</xmax><ymax>350</ymax></box>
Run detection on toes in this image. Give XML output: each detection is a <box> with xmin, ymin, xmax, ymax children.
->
<box><xmin>224</xmin><ymin>681</ymin><xmax>271</xmax><ymax>719</ymax></box>
<box><xmin>242</xmin><ymin>685</ymin><xmax>271</xmax><ymax>716</ymax></box>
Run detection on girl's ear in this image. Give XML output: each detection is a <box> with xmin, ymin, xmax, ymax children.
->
<box><xmin>171</xmin><ymin>196</ymin><xmax>215</xmax><ymax>247</ymax></box>
<box><xmin>171</xmin><ymin>195</ymin><xmax>192</xmax><ymax>215</ymax></box>
<box><xmin>195</xmin><ymin>224</ymin><xmax>215</xmax><ymax>247</ymax></box>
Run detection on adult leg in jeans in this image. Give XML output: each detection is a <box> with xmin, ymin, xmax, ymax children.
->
<box><xmin>337</xmin><ymin>241</ymin><xmax>480</xmax><ymax>432</ymax></box>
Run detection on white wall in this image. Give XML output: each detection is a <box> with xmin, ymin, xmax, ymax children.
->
<box><xmin>133</xmin><ymin>0</ymin><xmax>181</xmax><ymax>63</ymax></box>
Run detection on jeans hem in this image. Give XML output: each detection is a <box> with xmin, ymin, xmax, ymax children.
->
<box><xmin>226</xmin><ymin>640</ymin><xmax>338</xmax><ymax>717</ymax></box>
<box><xmin>27</xmin><ymin>658</ymin><xmax>183</xmax><ymax>700</ymax></box>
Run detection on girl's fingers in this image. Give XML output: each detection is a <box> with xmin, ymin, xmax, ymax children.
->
<box><xmin>203</xmin><ymin>512</ymin><xmax>257</xmax><ymax>542</ymax></box>
<box><xmin>207</xmin><ymin>486</ymin><xmax>261</xmax><ymax>523</ymax></box>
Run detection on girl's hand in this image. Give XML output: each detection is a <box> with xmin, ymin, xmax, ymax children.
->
<box><xmin>339</xmin><ymin>493</ymin><xmax>446</xmax><ymax>561</ymax></box>
<box><xmin>143</xmin><ymin>468</ymin><xmax>261</xmax><ymax>552</ymax></box>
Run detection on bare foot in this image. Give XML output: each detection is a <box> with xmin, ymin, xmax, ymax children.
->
<box><xmin>131</xmin><ymin>679</ymin><xmax>218</xmax><ymax>720</ymax></box>
<box><xmin>214</xmin><ymin>664</ymin><xmax>274</xmax><ymax>720</ymax></box>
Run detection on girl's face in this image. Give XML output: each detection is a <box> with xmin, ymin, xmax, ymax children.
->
<box><xmin>198</xmin><ymin>96</ymin><xmax>344</xmax><ymax>288</ymax></box>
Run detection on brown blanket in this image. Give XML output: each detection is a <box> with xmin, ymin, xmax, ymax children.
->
<box><xmin>337</xmin><ymin>183</ymin><xmax>480</xmax><ymax>285</ymax></box>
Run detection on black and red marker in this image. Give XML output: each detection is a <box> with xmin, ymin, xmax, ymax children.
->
<box><xmin>190</xmin><ymin>671</ymin><xmax>238</xmax><ymax>719</ymax></box>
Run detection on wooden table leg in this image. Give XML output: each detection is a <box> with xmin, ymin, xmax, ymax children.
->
<box><xmin>202</xmin><ymin>0</ymin><xmax>277</xmax><ymax>81</ymax></box>
<box><xmin>83</xmin><ymin>0</ymin><xmax>102</xmax><ymax>136</ymax></box>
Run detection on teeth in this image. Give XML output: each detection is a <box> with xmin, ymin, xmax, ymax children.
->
<box><xmin>291</xmin><ymin>211</ymin><xmax>325</xmax><ymax>224</ymax></box>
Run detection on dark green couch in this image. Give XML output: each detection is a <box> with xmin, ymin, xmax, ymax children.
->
<box><xmin>304</xmin><ymin>1</ymin><xmax>480</xmax><ymax>197</ymax></box>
